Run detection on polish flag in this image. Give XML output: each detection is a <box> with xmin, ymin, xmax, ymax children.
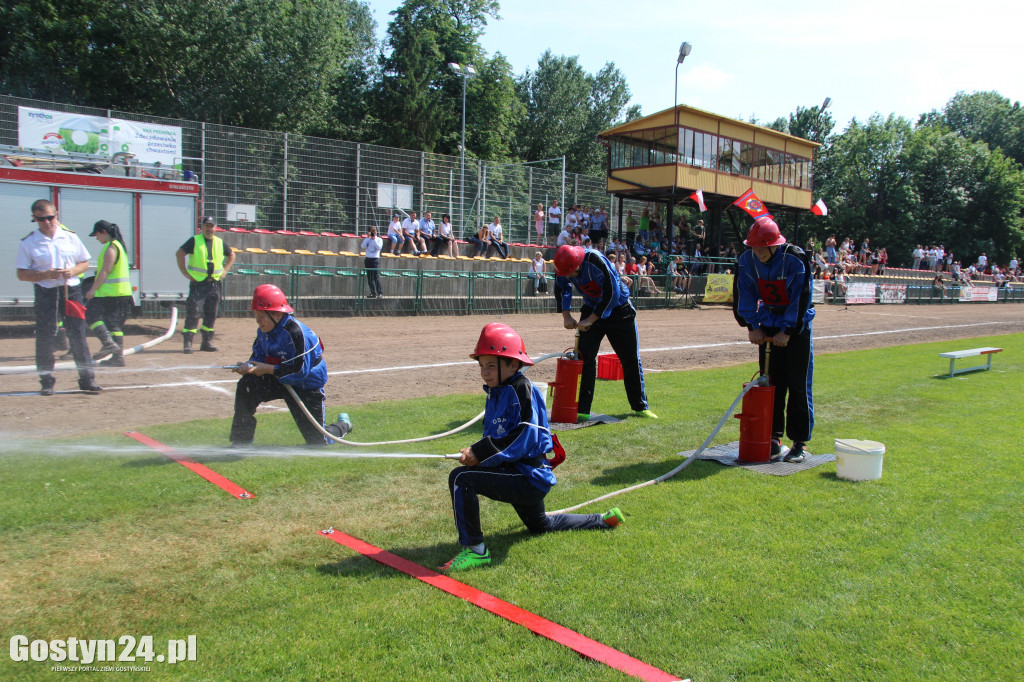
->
<box><xmin>689</xmin><ymin>188</ymin><xmax>707</xmax><ymax>212</ymax></box>
<box><xmin>732</xmin><ymin>188</ymin><xmax>771</xmax><ymax>219</ymax></box>
<box><xmin>811</xmin><ymin>198</ymin><xmax>828</xmax><ymax>216</ymax></box>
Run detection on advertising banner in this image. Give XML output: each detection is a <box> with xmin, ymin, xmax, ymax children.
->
<box><xmin>878</xmin><ymin>284</ymin><xmax>907</xmax><ymax>304</ymax></box>
<box><xmin>812</xmin><ymin>280</ymin><xmax>825</xmax><ymax>304</ymax></box>
<box><xmin>702</xmin><ymin>274</ymin><xmax>734</xmax><ymax>303</ymax></box>
<box><xmin>971</xmin><ymin>286</ymin><xmax>998</xmax><ymax>302</ymax></box>
<box><xmin>845</xmin><ymin>282</ymin><xmax>876</xmax><ymax>304</ymax></box>
<box><xmin>18</xmin><ymin>107</ymin><xmax>182</xmax><ymax>166</ymax></box>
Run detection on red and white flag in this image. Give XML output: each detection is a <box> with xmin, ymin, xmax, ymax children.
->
<box><xmin>689</xmin><ymin>188</ymin><xmax>707</xmax><ymax>213</ymax></box>
<box><xmin>732</xmin><ymin>188</ymin><xmax>771</xmax><ymax>220</ymax></box>
<box><xmin>810</xmin><ymin>198</ymin><xmax>828</xmax><ymax>216</ymax></box>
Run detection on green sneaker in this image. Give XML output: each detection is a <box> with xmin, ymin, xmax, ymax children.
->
<box><xmin>577</xmin><ymin>412</ymin><xmax>591</xmax><ymax>422</ymax></box>
<box><xmin>634</xmin><ymin>409</ymin><xmax>659</xmax><ymax>419</ymax></box>
<box><xmin>438</xmin><ymin>547</ymin><xmax>491</xmax><ymax>573</ymax></box>
<box><xmin>602</xmin><ymin>507</ymin><xmax>624</xmax><ymax>528</ymax></box>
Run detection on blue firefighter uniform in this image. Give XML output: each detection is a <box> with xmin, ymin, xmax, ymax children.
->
<box><xmin>555</xmin><ymin>249</ymin><xmax>649</xmax><ymax>415</ymax></box>
<box><xmin>448</xmin><ymin>372</ymin><xmax>608</xmax><ymax>547</ymax></box>
<box><xmin>230</xmin><ymin>312</ymin><xmax>328</xmax><ymax>445</ymax></box>
<box><xmin>735</xmin><ymin>243</ymin><xmax>815</xmax><ymax>444</ymax></box>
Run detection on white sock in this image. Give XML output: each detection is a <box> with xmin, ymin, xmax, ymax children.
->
<box><xmin>469</xmin><ymin>543</ymin><xmax>486</xmax><ymax>555</ymax></box>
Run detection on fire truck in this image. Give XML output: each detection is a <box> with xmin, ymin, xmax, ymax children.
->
<box><xmin>1</xmin><ymin>145</ymin><xmax>200</xmax><ymax>310</ymax></box>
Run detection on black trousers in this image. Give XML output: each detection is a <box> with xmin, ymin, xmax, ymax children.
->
<box><xmin>230</xmin><ymin>374</ymin><xmax>327</xmax><ymax>445</ymax></box>
<box><xmin>448</xmin><ymin>466</ymin><xmax>607</xmax><ymax>547</ymax></box>
<box><xmin>758</xmin><ymin>325</ymin><xmax>815</xmax><ymax>444</ymax></box>
<box><xmin>364</xmin><ymin>257</ymin><xmax>382</xmax><ymax>296</ymax></box>
<box><xmin>33</xmin><ymin>284</ymin><xmax>94</xmax><ymax>388</ymax></box>
<box><xmin>86</xmin><ymin>295</ymin><xmax>131</xmax><ymax>337</ymax></box>
<box><xmin>184</xmin><ymin>279</ymin><xmax>221</xmax><ymax>333</ymax></box>
<box><xmin>576</xmin><ymin>303</ymin><xmax>649</xmax><ymax>414</ymax></box>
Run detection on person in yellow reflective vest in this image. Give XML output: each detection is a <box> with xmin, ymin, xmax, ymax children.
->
<box><xmin>85</xmin><ymin>221</ymin><xmax>132</xmax><ymax>366</ymax></box>
<box><xmin>175</xmin><ymin>216</ymin><xmax>236</xmax><ymax>354</ymax></box>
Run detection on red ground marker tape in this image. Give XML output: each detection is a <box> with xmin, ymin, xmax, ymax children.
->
<box><xmin>124</xmin><ymin>431</ymin><xmax>255</xmax><ymax>500</ymax></box>
<box><xmin>318</xmin><ymin>529</ymin><xmax>682</xmax><ymax>682</ymax></box>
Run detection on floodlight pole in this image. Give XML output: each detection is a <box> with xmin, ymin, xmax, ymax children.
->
<box><xmin>670</xmin><ymin>41</ymin><xmax>692</xmax><ymax>248</ymax></box>
<box><xmin>450</xmin><ymin>63</ymin><xmax>476</xmax><ymax>236</ymax></box>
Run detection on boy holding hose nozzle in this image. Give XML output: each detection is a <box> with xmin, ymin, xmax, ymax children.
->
<box><xmin>440</xmin><ymin>323</ymin><xmax>623</xmax><ymax>573</ymax></box>
<box><xmin>229</xmin><ymin>284</ymin><xmax>328</xmax><ymax>448</ymax></box>
<box><xmin>733</xmin><ymin>217</ymin><xmax>815</xmax><ymax>463</ymax></box>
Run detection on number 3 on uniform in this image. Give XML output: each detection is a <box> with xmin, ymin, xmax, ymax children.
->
<box><xmin>757</xmin><ymin>279</ymin><xmax>790</xmax><ymax>306</ymax></box>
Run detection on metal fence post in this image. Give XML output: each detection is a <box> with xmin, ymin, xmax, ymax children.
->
<box><xmin>355</xmin><ymin>143</ymin><xmax>361</xmax><ymax>234</ymax></box>
<box><xmin>282</xmin><ymin>132</ymin><xmax>289</xmax><ymax>231</ymax></box>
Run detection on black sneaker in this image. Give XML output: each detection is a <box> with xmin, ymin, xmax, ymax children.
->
<box><xmin>78</xmin><ymin>382</ymin><xmax>103</xmax><ymax>394</ymax></box>
<box><xmin>40</xmin><ymin>386</ymin><xmax>55</xmax><ymax>396</ymax></box>
<box><xmin>770</xmin><ymin>439</ymin><xmax>790</xmax><ymax>461</ymax></box>
<box><xmin>783</xmin><ymin>443</ymin><xmax>807</xmax><ymax>464</ymax></box>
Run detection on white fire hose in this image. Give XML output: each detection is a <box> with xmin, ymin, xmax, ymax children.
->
<box><xmin>0</xmin><ymin>305</ymin><xmax>178</xmax><ymax>376</ymax></box>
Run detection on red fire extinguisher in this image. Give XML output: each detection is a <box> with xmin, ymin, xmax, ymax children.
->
<box><xmin>735</xmin><ymin>342</ymin><xmax>775</xmax><ymax>463</ymax></box>
<box><xmin>550</xmin><ymin>331</ymin><xmax>584</xmax><ymax>423</ymax></box>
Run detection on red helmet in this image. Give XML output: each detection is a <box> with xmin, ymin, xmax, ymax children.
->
<box><xmin>554</xmin><ymin>245</ymin><xmax>585</xmax><ymax>276</ymax></box>
<box><xmin>744</xmin><ymin>216</ymin><xmax>786</xmax><ymax>248</ymax></box>
<box><xmin>470</xmin><ymin>323</ymin><xmax>534</xmax><ymax>366</ymax></box>
<box><xmin>250</xmin><ymin>284</ymin><xmax>293</xmax><ymax>313</ymax></box>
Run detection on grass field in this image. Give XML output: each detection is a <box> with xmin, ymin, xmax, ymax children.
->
<box><xmin>2</xmin><ymin>334</ymin><xmax>1022</xmax><ymax>681</ymax></box>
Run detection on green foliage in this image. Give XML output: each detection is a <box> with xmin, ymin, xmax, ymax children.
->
<box><xmin>922</xmin><ymin>90</ymin><xmax>1024</xmax><ymax>166</ymax></box>
<box><xmin>514</xmin><ymin>52</ymin><xmax>637</xmax><ymax>176</ymax></box>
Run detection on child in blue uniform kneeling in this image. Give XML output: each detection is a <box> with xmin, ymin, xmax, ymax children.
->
<box><xmin>440</xmin><ymin>322</ymin><xmax>623</xmax><ymax>572</ymax></box>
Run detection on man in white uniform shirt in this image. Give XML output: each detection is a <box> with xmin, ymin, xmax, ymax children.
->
<box><xmin>402</xmin><ymin>211</ymin><xmax>426</xmax><ymax>255</ymax></box>
<box><xmin>547</xmin><ymin>200</ymin><xmax>562</xmax><ymax>242</ymax></box>
<box><xmin>15</xmin><ymin>199</ymin><xmax>101</xmax><ymax>395</ymax></box>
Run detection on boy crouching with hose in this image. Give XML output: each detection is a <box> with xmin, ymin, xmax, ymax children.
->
<box><xmin>440</xmin><ymin>323</ymin><xmax>623</xmax><ymax>572</ymax></box>
<box><xmin>230</xmin><ymin>284</ymin><xmax>328</xmax><ymax>447</ymax></box>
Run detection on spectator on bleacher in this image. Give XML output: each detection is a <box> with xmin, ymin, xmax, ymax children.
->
<box><xmin>934</xmin><ymin>244</ymin><xmax>945</xmax><ymax>272</ymax></box>
<box><xmin>402</xmin><ymin>211</ymin><xmax>426</xmax><ymax>255</ymax></box>
<box><xmin>433</xmin><ymin>213</ymin><xmax>456</xmax><ymax>257</ymax></box>
<box><xmin>487</xmin><ymin>216</ymin><xmax>509</xmax><ymax>259</ymax></box>
<box><xmin>556</xmin><ymin>223</ymin><xmax>573</xmax><ymax>247</ymax></box>
<box><xmin>944</xmin><ymin>249</ymin><xmax>954</xmax><ymax>271</ymax></box>
<box><xmin>387</xmin><ymin>214</ymin><xmax>405</xmax><ymax>255</ymax></box>
<box><xmin>361</xmin><ymin>226</ymin><xmax>383</xmax><ymax>298</ymax></box>
<box><xmin>615</xmin><ymin>253</ymin><xmax>627</xmax><ymax>276</ymax></box>
<box><xmin>826</xmin><ymin>235</ymin><xmax>837</xmax><ymax>264</ymax></box>
<box><xmin>814</xmin><ymin>248</ymin><xmax>828</xmax><ymax>270</ymax></box>
<box><xmin>565</xmin><ymin>205</ymin><xmax>579</xmax><ymax>234</ymax></box>
<box><xmin>638</xmin><ymin>206</ymin><xmax>650</xmax><ymax>243</ymax></box>
<box><xmin>625</xmin><ymin>257</ymin><xmax>640</xmax><ymax>278</ymax></box>
<box><xmin>547</xmin><ymin>200</ymin><xmax>561</xmax><ymax>241</ymax></box>
<box><xmin>869</xmin><ymin>248</ymin><xmax>880</xmax><ymax>274</ymax></box>
<box><xmin>625</xmin><ymin>209</ymin><xmax>637</xmax><ymax>244</ymax></box>
<box><xmin>950</xmin><ymin>260</ymin><xmax>962</xmax><ymax>281</ymax></box>
<box><xmin>651</xmin><ymin>219</ymin><xmax>665</xmax><ymax>246</ymax></box>
<box><xmin>468</xmin><ymin>224</ymin><xmax>489</xmax><ymax>257</ymax></box>
<box><xmin>670</xmin><ymin>256</ymin><xmax>690</xmax><ymax>293</ymax></box>
<box><xmin>632</xmin><ymin>235</ymin><xmax>648</xmax><ymax>258</ymax></box>
<box><xmin>859</xmin><ymin>238</ymin><xmax>871</xmax><ymax>265</ymax></box>
<box><xmin>690</xmin><ymin>243</ymin><xmax>704</xmax><ymax>276</ymax></box>
<box><xmin>527</xmin><ymin>251</ymin><xmax>547</xmax><ymax>296</ymax></box>
<box><xmin>417</xmin><ymin>212</ymin><xmax>435</xmax><ymax>257</ymax></box>
<box><xmin>832</xmin><ymin>266</ymin><xmax>847</xmax><ymax>300</ymax></box>
<box><xmin>806</xmin><ymin>236</ymin><xmax>817</xmax><ymax>253</ymax></box>
<box><xmin>581</xmin><ymin>206</ymin><xmax>592</xmax><ymax>233</ymax></box>
<box><xmin>636</xmin><ymin>256</ymin><xmax>661</xmax><ymax>294</ymax></box>
<box><xmin>1009</xmin><ymin>255</ymin><xmax>1018</xmax><ymax>275</ymax></box>
<box><xmin>912</xmin><ymin>244</ymin><xmax>924</xmax><ymax>270</ymax></box>
<box><xmin>977</xmin><ymin>253</ymin><xmax>988</xmax><ymax>271</ymax></box>
<box><xmin>534</xmin><ymin>203</ymin><xmax>545</xmax><ymax>244</ymax></box>
<box><xmin>878</xmin><ymin>247</ymin><xmax>888</xmax><ymax>274</ymax></box>
<box><xmin>932</xmin><ymin>274</ymin><xmax>945</xmax><ymax>298</ymax></box>
<box><xmin>591</xmin><ymin>208</ymin><xmax>608</xmax><ymax>248</ymax></box>
<box><xmin>925</xmin><ymin>245</ymin><xmax>937</xmax><ymax>270</ymax></box>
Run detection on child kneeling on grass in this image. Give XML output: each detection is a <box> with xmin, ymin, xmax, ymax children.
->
<box><xmin>440</xmin><ymin>322</ymin><xmax>623</xmax><ymax>573</ymax></box>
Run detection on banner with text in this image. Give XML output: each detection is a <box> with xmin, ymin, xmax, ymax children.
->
<box><xmin>812</xmin><ymin>280</ymin><xmax>825</xmax><ymax>304</ymax></box>
<box><xmin>18</xmin><ymin>107</ymin><xmax>183</xmax><ymax>166</ymax></box>
<box><xmin>878</xmin><ymin>284</ymin><xmax>907</xmax><ymax>304</ymax></box>
<box><xmin>845</xmin><ymin>282</ymin><xmax>876</xmax><ymax>304</ymax></box>
<box><xmin>702</xmin><ymin>274</ymin><xmax>734</xmax><ymax>303</ymax></box>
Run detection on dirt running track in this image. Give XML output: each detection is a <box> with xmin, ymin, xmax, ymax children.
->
<box><xmin>1</xmin><ymin>304</ymin><xmax>1021</xmax><ymax>439</ymax></box>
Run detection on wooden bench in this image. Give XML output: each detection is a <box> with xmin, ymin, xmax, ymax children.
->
<box><xmin>938</xmin><ymin>347</ymin><xmax>1003</xmax><ymax>377</ymax></box>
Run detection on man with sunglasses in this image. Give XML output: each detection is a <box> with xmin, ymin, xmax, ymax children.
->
<box><xmin>14</xmin><ymin>199</ymin><xmax>101</xmax><ymax>395</ymax></box>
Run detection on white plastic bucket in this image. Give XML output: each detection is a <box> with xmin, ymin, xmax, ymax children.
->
<box><xmin>533</xmin><ymin>381</ymin><xmax>550</xmax><ymax>405</ymax></box>
<box><xmin>835</xmin><ymin>439</ymin><xmax>886</xmax><ymax>481</ymax></box>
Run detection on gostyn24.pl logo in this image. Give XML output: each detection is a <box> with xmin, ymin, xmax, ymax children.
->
<box><xmin>10</xmin><ymin>635</ymin><xmax>196</xmax><ymax>665</ymax></box>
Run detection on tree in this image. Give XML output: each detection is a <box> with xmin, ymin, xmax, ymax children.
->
<box><xmin>0</xmin><ymin>0</ymin><xmax>376</xmax><ymax>134</ymax></box>
<box><xmin>921</xmin><ymin>91</ymin><xmax>1024</xmax><ymax>166</ymax></box>
<box><xmin>373</xmin><ymin>0</ymin><xmax>500</xmax><ymax>153</ymax></box>
<box><xmin>515</xmin><ymin>51</ymin><xmax>637</xmax><ymax>175</ymax></box>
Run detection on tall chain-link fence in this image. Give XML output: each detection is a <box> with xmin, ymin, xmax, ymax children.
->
<box><xmin>1</xmin><ymin>94</ymin><xmax>646</xmax><ymax>244</ymax></box>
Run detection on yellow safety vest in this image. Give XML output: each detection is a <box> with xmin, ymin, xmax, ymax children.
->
<box><xmin>95</xmin><ymin>240</ymin><xmax>131</xmax><ymax>297</ymax></box>
<box><xmin>186</xmin><ymin>235</ymin><xmax>226</xmax><ymax>282</ymax></box>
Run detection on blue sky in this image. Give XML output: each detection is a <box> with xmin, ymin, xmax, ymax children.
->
<box><xmin>363</xmin><ymin>0</ymin><xmax>1023</xmax><ymax>135</ymax></box>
